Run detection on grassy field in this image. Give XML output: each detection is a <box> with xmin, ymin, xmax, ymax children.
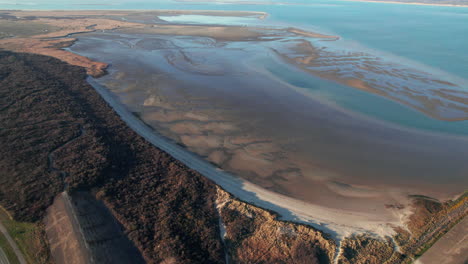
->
<box><xmin>0</xmin><ymin>231</ymin><xmax>20</xmax><ymax>264</ymax></box>
<box><xmin>0</xmin><ymin>207</ymin><xmax>50</xmax><ymax>264</ymax></box>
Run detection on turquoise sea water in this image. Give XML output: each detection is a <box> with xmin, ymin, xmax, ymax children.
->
<box><xmin>3</xmin><ymin>0</ymin><xmax>468</xmax><ymax>135</ymax></box>
<box><xmin>260</xmin><ymin>54</ymin><xmax>468</xmax><ymax>136</ymax></box>
<box><xmin>4</xmin><ymin>0</ymin><xmax>468</xmax><ymax>78</ymax></box>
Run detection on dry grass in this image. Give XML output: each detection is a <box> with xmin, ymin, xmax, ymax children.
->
<box><xmin>0</xmin><ymin>207</ymin><xmax>50</xmax><ymax>264</ymax></box>
<box><xmin>0</xmin><ymin>231</ymin><xmax>20</xmax><ymax>264</ymax></box>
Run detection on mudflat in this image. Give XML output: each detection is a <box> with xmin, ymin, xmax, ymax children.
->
<box><xmin>71</xmin><ymin>28</ymin><xmax>468</xmax><ymax>217</ymax></box>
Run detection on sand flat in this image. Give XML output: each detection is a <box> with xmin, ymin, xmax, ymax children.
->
<box><xmin>69</xmin><ymin>28</ymin><xmax>468</xmax><ymax>224</ymax></box>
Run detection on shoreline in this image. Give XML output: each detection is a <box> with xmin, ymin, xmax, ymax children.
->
<box><xmin>86</xmin><ymin>68</ymin><xmax>466</xmax><ymax>250</ymax></box>
<box><xmin>67</xmin><ymin>25</ymin><xmax>466</xmax><ymax>238</ymax></box>
<box><xmin>86</xmin><ymin>77</ymin><xmax>409</xmax><ymax>239</ymax></box>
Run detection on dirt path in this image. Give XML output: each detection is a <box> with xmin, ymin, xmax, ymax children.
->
<box><xmin>44</xmin><ymin>192</ymin><xmax>93</xmax><ymax>264</ymax></box>
<box><xmin>0</xmin><ymin>221</ymin><xmax>27</xmax><ymax>264</ymax></box>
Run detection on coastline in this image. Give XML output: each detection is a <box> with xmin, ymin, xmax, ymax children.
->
<box><xmin>86</xmin><ymin>76</ymin><xmax>409</xmax><ymax>239</ymax></box>
<box><xmin>62</xmin><ymin>13</ymin><xmax>467</xmax><ymax>235</ymax></box>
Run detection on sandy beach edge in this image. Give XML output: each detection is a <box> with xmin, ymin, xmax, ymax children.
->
<box><xmin>85</xmin><ymin>77</ymin><xmax>410</xmax><ymax>240</ymax></box>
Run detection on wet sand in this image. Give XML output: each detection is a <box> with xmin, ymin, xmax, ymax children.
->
<box><xmin>70</xmin><ymin>28</ymin><xmax>468</xmax><ymax>220</ymax></box>
<box><xmin>0</xmin><ymin>10</ymin><xmax>266</xmax><ymax>75</ymax></box>
<box><xmin>86</xmin><ymin>77</ymin><xmax>409</xmax><ymax>238</ymax></box>
<box><xmin>275</xmin><ymin>39</ymin><xmax>468</xmax><ymax>121</ymax></box>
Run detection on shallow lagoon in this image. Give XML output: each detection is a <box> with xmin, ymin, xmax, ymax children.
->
<box><xmin>261</xmin><ymin>55</ymin><xmax>468</xmax><ymax>135</ymax></box>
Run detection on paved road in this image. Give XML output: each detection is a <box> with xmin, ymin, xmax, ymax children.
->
<box><xmin>0</xmin><ymin>221</ymin><xmax>27</xmax><ymax>264</ymax></box>
<box><xmin>0</xmin><ymin>247</ymin><xmax>10</xmax><ymax>264</ymax></box>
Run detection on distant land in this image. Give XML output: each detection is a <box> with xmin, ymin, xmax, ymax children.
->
<box><xmin>176</xmin><ymin>0</ymin><xmax>468</xmax><ymax>7</ymax></box>
<box><xmin>345</xmin><ymin>0</ymin><xmax>468</xmax><ymax>6</ymax></box>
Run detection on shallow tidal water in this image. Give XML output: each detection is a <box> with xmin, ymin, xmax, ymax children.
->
<box><xmin>5</xmin><ymin>0</ymin><xmax>468</xmax><ymax>81</ymax></box>
<box><xmin>70</xmin><ymin>31</ymin><xmax>468</xmax><ymax>212</ymax></box>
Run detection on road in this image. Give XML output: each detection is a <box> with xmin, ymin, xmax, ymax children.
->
<box><xmin>0</xmin><ymin>247</ymin><xmax>10</xmax><ymax>264</ymax></box>
<box><xmin>0</xmin><ymin>221</ymin><xmax>27</xmax><ymax>264</ymax></box>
